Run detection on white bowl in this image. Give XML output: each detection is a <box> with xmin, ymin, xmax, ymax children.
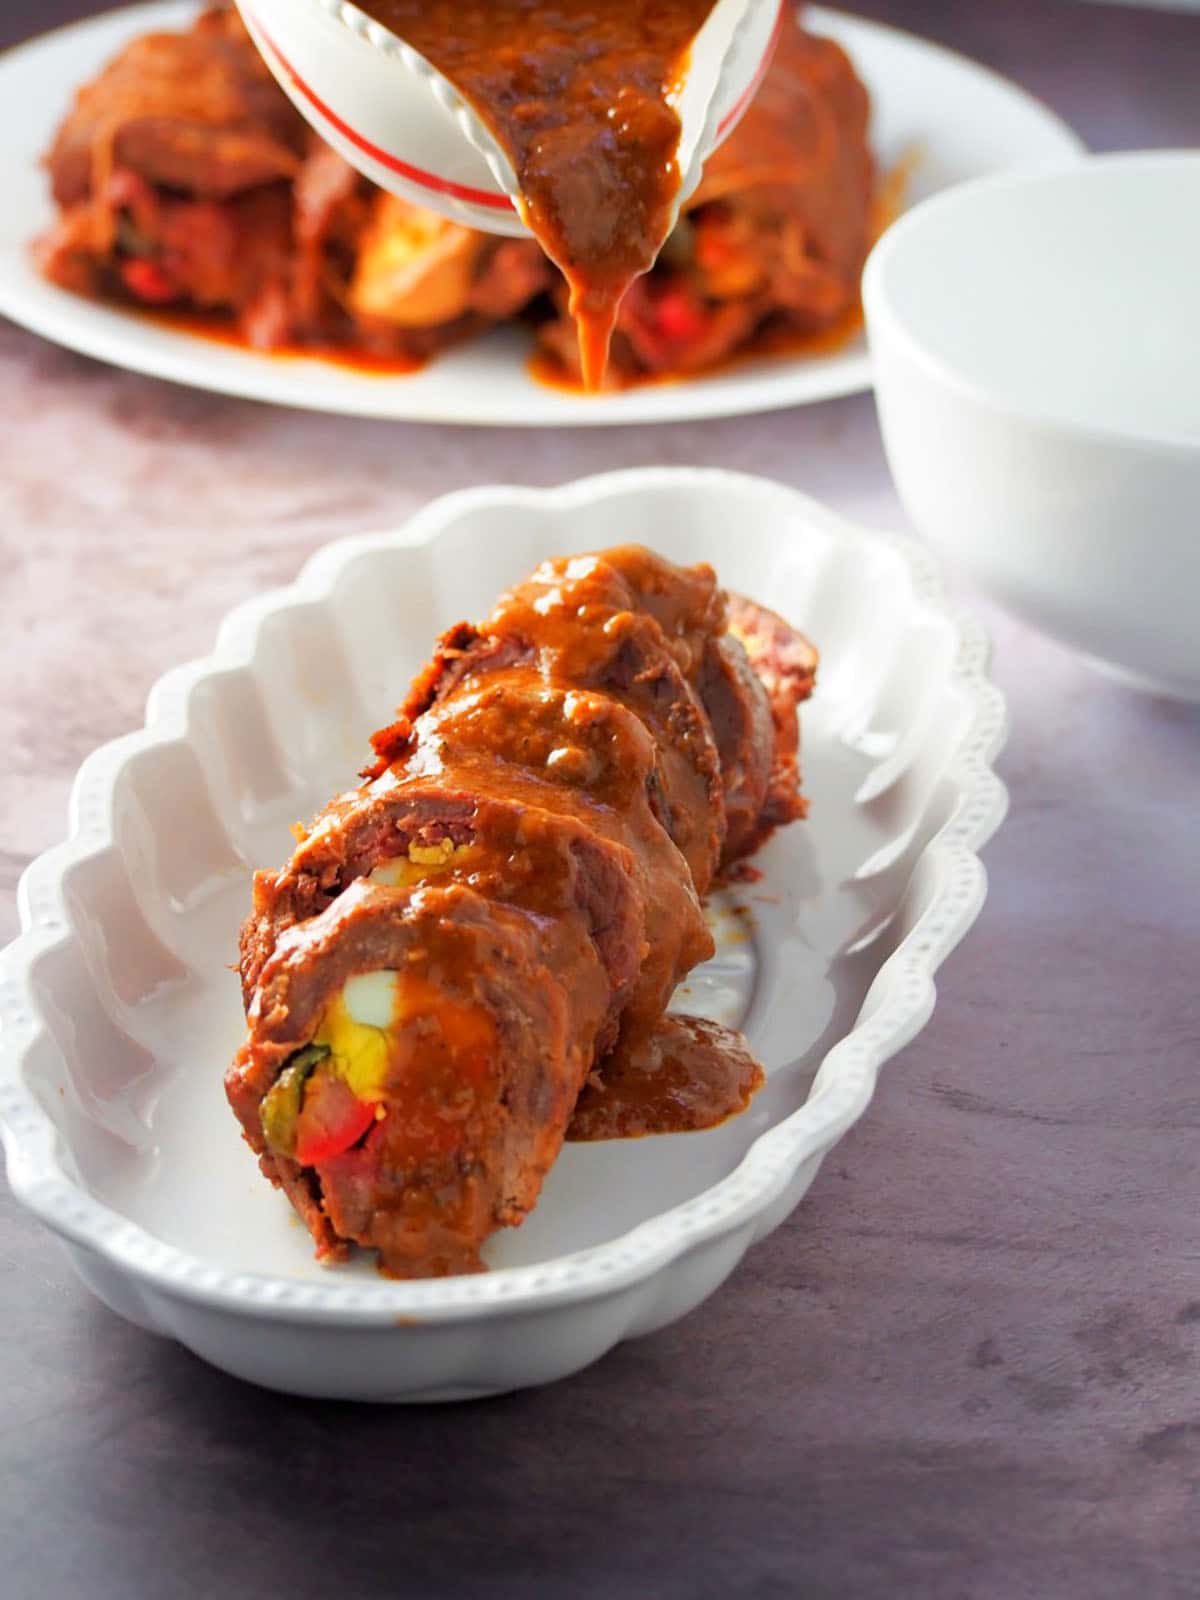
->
<box><xmin>0</xmin><ymin>469</ymin><xmax>1006</xmax><ymax>1401</ymax></box>
<box><xmin>864</xmin><ymin>151</ymin><xmax>1200</xmax><ymax>701</ymax></box>
<box><xmin>235</xmin><ymin>0</ymin><xmax>783</xmax><ymax>236</ymax></box>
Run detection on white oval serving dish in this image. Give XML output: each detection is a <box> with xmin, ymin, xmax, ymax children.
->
<box><xmin>864</xmin><ymin>151</ymin><xmax>1200</xmax><ymax>701</ymax></box>
<box><xmin>0</xmin><ymin>469</ymin><xmax>1007</xmax><ymax>1401</ymax></box>
<box><xmin>236</xmin><ymin>0</ymin><xmax>783</xmax><ymax>236</ymax></box>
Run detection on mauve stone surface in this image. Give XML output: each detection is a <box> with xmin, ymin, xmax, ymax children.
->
<box><xmin>1</xmin><ymin>4</ymin><xmax>1198</xmax><ymax>1598</ymax></box>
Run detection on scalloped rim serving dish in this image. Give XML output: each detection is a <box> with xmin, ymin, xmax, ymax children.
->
<box><xmin>237</xmin><ymin>0</ymin><xmax>782</xmax><ymax>236</ymax></box>
<box><xmin>0</xmin><ymin>470</ymin><xmax>1007</xmax><ymax>1400</ymax></box>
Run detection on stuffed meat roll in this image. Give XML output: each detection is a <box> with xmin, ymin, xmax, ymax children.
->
<box><xmin>227</xmin><ymin>546</ymin><xmax>816</xmax><ymax>1277</ymax></box>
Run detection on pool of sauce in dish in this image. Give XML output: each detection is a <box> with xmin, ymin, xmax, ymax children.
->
<box><xmin>355</xmin><ymin>0</ymin><xmax>718</xmax><ymax>388</ymax></box>
<box><xmin>138</xmin><ymin>304</ymin><xmax>427</xmax><ymax>373</ymax></box>
<box><xmin>146</xmin><ymin>296</ymin><xmax>864</xmax><ymax>387</ymax></box>
<box><xmin>568</xmin><ymin>1013</ymin><xmax>764</xmax><ymax>1140</ymax></box>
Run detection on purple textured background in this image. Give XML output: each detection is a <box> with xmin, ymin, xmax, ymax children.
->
<box><xmin>1</xmin><ymin>4</ymin><xmax>1198</xmax><ymax>1597</ymax></box>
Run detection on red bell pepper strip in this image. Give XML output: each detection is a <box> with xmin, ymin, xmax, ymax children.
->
<box><xmin>120</xmin><ymin>258</ymin><xmax>176</xmax><ymax>305</ymax></box>
<box><xmin>653</xmin><ymin>286</ymin><xmax>706</xmax><ymax>344</ymax></box>
<box><xmin>294</xmin><ymin>1072</ymin><xmax>377</xmax><ymax>1166</ymax></box>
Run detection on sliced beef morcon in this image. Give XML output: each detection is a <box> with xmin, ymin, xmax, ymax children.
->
<box><xmin>228</xmin><ymin>544</ymin><xmax>817</xmax><ymax>1277</ymax></box>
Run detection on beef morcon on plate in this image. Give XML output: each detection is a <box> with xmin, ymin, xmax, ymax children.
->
<box><xmin>34</xmin><ymin>5</ymin><xmax>875</xmax><ymax>389</ymax></box>
<box><xmin>227</xmin><ymin>544</ymin><xmax>816</xmax><ymax>1279</ymax></box>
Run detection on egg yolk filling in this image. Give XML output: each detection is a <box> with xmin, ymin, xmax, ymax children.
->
<box><xmin>369</xmin><ymin>837</ymin><xmax>474</xmax><ymax>889</ymax></box>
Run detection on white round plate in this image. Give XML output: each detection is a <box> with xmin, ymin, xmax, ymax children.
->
<box><xmin>0</xmin><ymin>2</ymin><xmax>1082</xmax><ymax>423</ymax></box>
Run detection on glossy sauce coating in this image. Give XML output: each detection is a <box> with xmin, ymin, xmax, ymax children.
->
<box><xmin>375</xmin><ymin>549</ymin><xmax>727</xmax><ymax>1027</ymax></box>
<box><xmin>356</xmin><ymin>0</ymin><xmax>717</xmax><ymax>386</ymax></box>
<box><xmin>38</xmin><ymin>9</ymin><xmax>878</xmax><ymax>392</ymax></box>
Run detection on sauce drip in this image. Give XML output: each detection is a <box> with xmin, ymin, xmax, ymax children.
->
<box><xmin>568</xmin><ymin>1013</ymin><xmax>763</xmax><ymax>1139</ymax></box>
<box><xmin>356</xmin><ymin>1</ymin><xmax>718</xmax><ymax>387</ymax></box>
